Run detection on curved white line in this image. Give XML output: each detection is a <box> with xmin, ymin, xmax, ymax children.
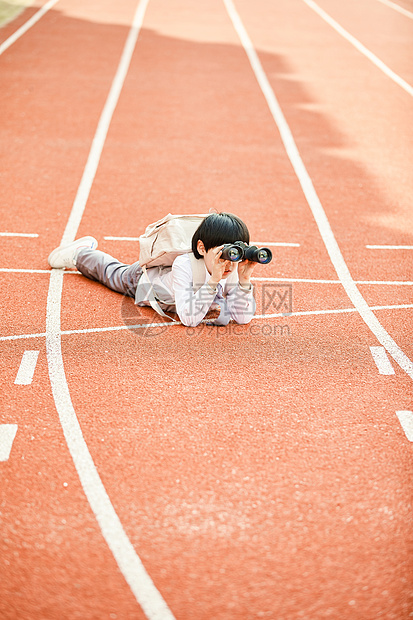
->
<box><xmin>47</xmin><ymin>272</ymin><xmax>174</xmax><ymax>620</ymax></box>
<box><xmin>301</xmin><ymin>0</ymin><xmax>413</xmax><ymax>97</ymax></box>
<box><xmin>0</xmin><ymin>0</ymin><xmax>61</xmax><ymax>56</ymax></box>
<box><xmin>44</xmin><ymin>0</ymin><xmax>175</xmax><ymax>618</ymax></box>
<box><xmin>376</xmin><ymin>0</ymin><xmax>413</xmax><ymax>19</ymax></box>
<box><xmin>223</xmin><ymin>0</ymin><xmax>413</xmax><ymax>380</ymax></box>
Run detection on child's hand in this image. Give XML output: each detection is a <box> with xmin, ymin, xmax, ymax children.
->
<box><xmin>209</xmin><ymin>245</ymin><xmax>230</xmax><ymax>284</ymax></box>
<box><xmin>238</xmin><ymin>259</ymin><xmax>257</xmax><ymax>286</ymax></box>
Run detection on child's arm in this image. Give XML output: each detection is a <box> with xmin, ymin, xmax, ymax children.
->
<box><xmin>225</xmin><ymin>260</ymin><xmax>257</xmax><ymax>324</ymax></box>
<box><xmin>225</xmin><ymin>282</ymin><xmax>256</xmax><ymax>324</ymax></box>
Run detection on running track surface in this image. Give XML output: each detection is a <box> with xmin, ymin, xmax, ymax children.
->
<box><xmin>1</xmin><ymin>1</ymin><xmax>412</xmax><ymax>618</ymax></box>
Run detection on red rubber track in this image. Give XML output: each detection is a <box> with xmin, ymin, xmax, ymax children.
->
<box><xmin>1</xmin><ymin>0</ymin><xmax>412</xmax><ymax>618</ymax></box>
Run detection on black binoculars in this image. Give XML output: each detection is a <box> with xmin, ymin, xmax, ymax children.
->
<box><xmin>221</xmin><ymin>241</ymin><xmax>272</xmax><ymax>264</ymax></box>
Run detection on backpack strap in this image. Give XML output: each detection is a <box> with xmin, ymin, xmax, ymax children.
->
<box><xmin>189</xmin><ymin>253</ymin><xmax>207</xmax><ymax>293</ymax></box>
<box><xmin>140</xmin><ymin>254</ymin><xmax>208</xmax><ymax>323</ymax></box>
<box><xmin>140</xmin><ymin>267</ymin><xmax>179</xmax><ymax>323</ymax></box>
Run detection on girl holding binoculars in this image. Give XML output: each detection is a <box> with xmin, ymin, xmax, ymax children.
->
<box><xmin>48</xmin><ymin>212</ymin><xmax>272</xmax><ymax>327</ymax></box>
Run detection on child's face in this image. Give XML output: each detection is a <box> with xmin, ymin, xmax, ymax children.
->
<box><xmin>197</xmin><ymin>241</ymin><xmax>237</xmax><ymax>279</ymax></box>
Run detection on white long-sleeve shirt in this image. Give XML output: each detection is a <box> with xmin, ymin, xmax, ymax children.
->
<box><xmin>135</xmin><ymin>253</ymin><xmax>256</xmax><ymax>327</ymax></box>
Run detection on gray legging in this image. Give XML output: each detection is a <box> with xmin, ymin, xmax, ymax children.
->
<box><xmin>75</xmin><ymin>248</ymin><xmax>143</xmax><ymax>298</ymax></box>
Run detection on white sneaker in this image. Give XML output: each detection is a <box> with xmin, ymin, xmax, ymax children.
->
<box><xmin>48</xmin><ymin>236</ymin><xmax>98</xmax><ymax>269</ymax></box>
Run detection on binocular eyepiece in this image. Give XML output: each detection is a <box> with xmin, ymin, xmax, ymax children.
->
<box><xmin>220</xmin><ymin>241</ymin><xmax>272</xmax><ymax>264</ymax></box>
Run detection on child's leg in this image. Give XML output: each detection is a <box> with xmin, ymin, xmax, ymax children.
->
<box><xmin>75</xmin><ymin>248</ymin><xmax>142</xmax><ymax>297</ymax></box>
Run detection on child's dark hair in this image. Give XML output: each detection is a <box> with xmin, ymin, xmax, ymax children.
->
<box><xmin>192</xmin><ymin>212</ymin><xmax>250</xmax><ymax>259</ymax></box>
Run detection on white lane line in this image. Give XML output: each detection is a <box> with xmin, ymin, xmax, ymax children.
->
<box><xmin>256</xmin><ymin>303</ymin><xmax>413</xmax><ymax>319</ymax></box>
<box><xmin>104</xmin><ymin>236</ymin><xmax>139</xmax><ymax>241</ymax></box>
<box><xmin>37</xmin><ymin>303</ymin><xmax>413</xmax><ymax>340</ymax></box>
<box><xmin>1</xmin><ymin>302</ymin><xmax>412</xmax><ymax>343</ymax></box>
<box><xmin>104</xmin><ymin>236</ymin><xmax>301</xmax><ymax>247</ymax></box>
<box><xmin>0</xmin><ymin>268</ymin><xmax>79</xmax><ymax>274</ymax></box>
<box><xmin>376</xmin><ymin>0</ymin><xmax>413</xmax><ymax>19</ymax></box>
<box><xmin>2</xmin><ymin>269</ymin><xmax>412</xmax><ymax>286</ymax></box>
<box><xmin>0</xmin><ymin>232</ymin><xmax>39</xmax><ymax>237</ymax></box>
<box><xmin>62</xmin><ymin>322</ymin><xmax>178</xmax><ymax>336</ymax></box>
<box><xmin>338</xmin><ymin>280</ymin><xmax>413</xmax><ymax>286</ymax></box>
<box><xmin>251</xmin><ymin>241</ymin><xmax>300</xmax><ymax>247</ymax></box>
<box><xmin>301</xmin><ymin>0</ymin><xmax>413</xmax><ymax>97</ymax></box>
<box><xmin>396</xmin><ymin>411</ymin><xmax>413</xmax><ymax>441</ymax></box>
<box><xmin>14</xmin><ymin>350</ymin><xmax>40</xmax><ymax>384</ymax></box>
<box><xmin>1</xmin><ymin>302</ymin><xmax>413</xmax><ymax>343</ymax></box>
<box><xmin>0</xmin><ymin>269</ymin><xmax>54</xmax><ymax>274</ymax></box>
<box><xmin>224</xmin><ymin>0</ymin><xmax>413</xmax><ymax>380</ymax></box>
<box><xmin>45</xmin><ymin>0</ymin><xmax>175</xmax><ymax>618</ymax></box>
<box><xmin>0</xmin><ymin>425</ymin><xmax>18</xmax><ymax>461</ymax></box>
<box><xmin>369</xmin><ymin>346</ymin><xmax>395</xmax><ymax>375</ymax></box>
<box><xmin>59</xmin><ymin>7</ymin><xmax>147</xmax><ymax>245</ymax></box>
<box><xmin>0</xmin><ymin>0</ymin><xmax>61</xmax><ymax>56</ymax></box>
<box><xmin>0</xmin><ymin>332</ymin><xmax>47</xmax><ymax>342</ymax></box>
<box><xmin>252</xmin><ymin>277</ymin><xmax>413</xmax><ymax>285</ymax></box>
<box><xmin>46</xmin><ymin>302</ymin><xmax>413</xmax><ymax>333</ymax></box>
<box><xmin>366</xmin><ymin>245</ymin><xmax>413</xmax><ymax>250</ymax></box>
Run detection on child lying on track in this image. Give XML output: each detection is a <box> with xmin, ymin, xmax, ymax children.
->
<box><xmin>48</xmin><ymin>212</ymin><xmax>260</xmax><ymax>327</ymax></box>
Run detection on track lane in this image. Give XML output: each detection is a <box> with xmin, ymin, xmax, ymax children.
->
<box><xmin>62</xmin><ymin>316</ymin><xmax>413</xmax><ymax>618</ymax></box>
<box><xmin>225</xmin><ymin>0</ymin><xmax>413</xmax><ymax>379</ymax></box>
<box><xmin>305</xmin><ymin>0</ymin><xmax>413</xmax><ymax>85</ymax></box>
<box><xmin>232</xmin><ymin>0</ymin><xmax>413</xmax><ymax>354</ymax></box>
<box><xmin>0</xmin><ymin>340</ymin><xmax>143</xmax><ymax>620</ymax></box>
<box><xmin>0</xmin><ymin>0</ymin><xmax>50</xmax><ymax>43</ymax></box>
<box><xmin>57</xmin><ymin>0</ymin><xmax>412</xmax><ymax>616</ymax></box>
<box><xmin>0</xmin><ymin>0</ymin><xmax>160</xmax><ymax>617</ymax></box>
<box><xmin>1</xmin><ymin>0</ymin><xmax>412</xmax><ymax>617</ymax></box>
<box><xmin>44</xmin><ymin>0</ymin><xmax>177</xmax><ymax>613</ymax></box>
<box><xmin>0</xmin><ymin>0</ymin><xmax>61</xmax><ymax>56</ymax></box>
<box><xmin>376</xmin><ymin>0</ymin><xmax>413</xmax><ymax>19</ymax></box>
<box><xmin>0</xmin><ymin>0</ymin><xmax>140</xmax><ymax>273</ymax></box>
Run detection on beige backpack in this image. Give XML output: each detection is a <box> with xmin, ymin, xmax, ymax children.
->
<box><xmin>138</xmin><ymin>213</ymin><xmax>209</xmax><ymax>321</ymax></box>
<box><xmin>138</xmin><ymin>213</ymin><xmax>209</xmax><ymax>268</ymax></box>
